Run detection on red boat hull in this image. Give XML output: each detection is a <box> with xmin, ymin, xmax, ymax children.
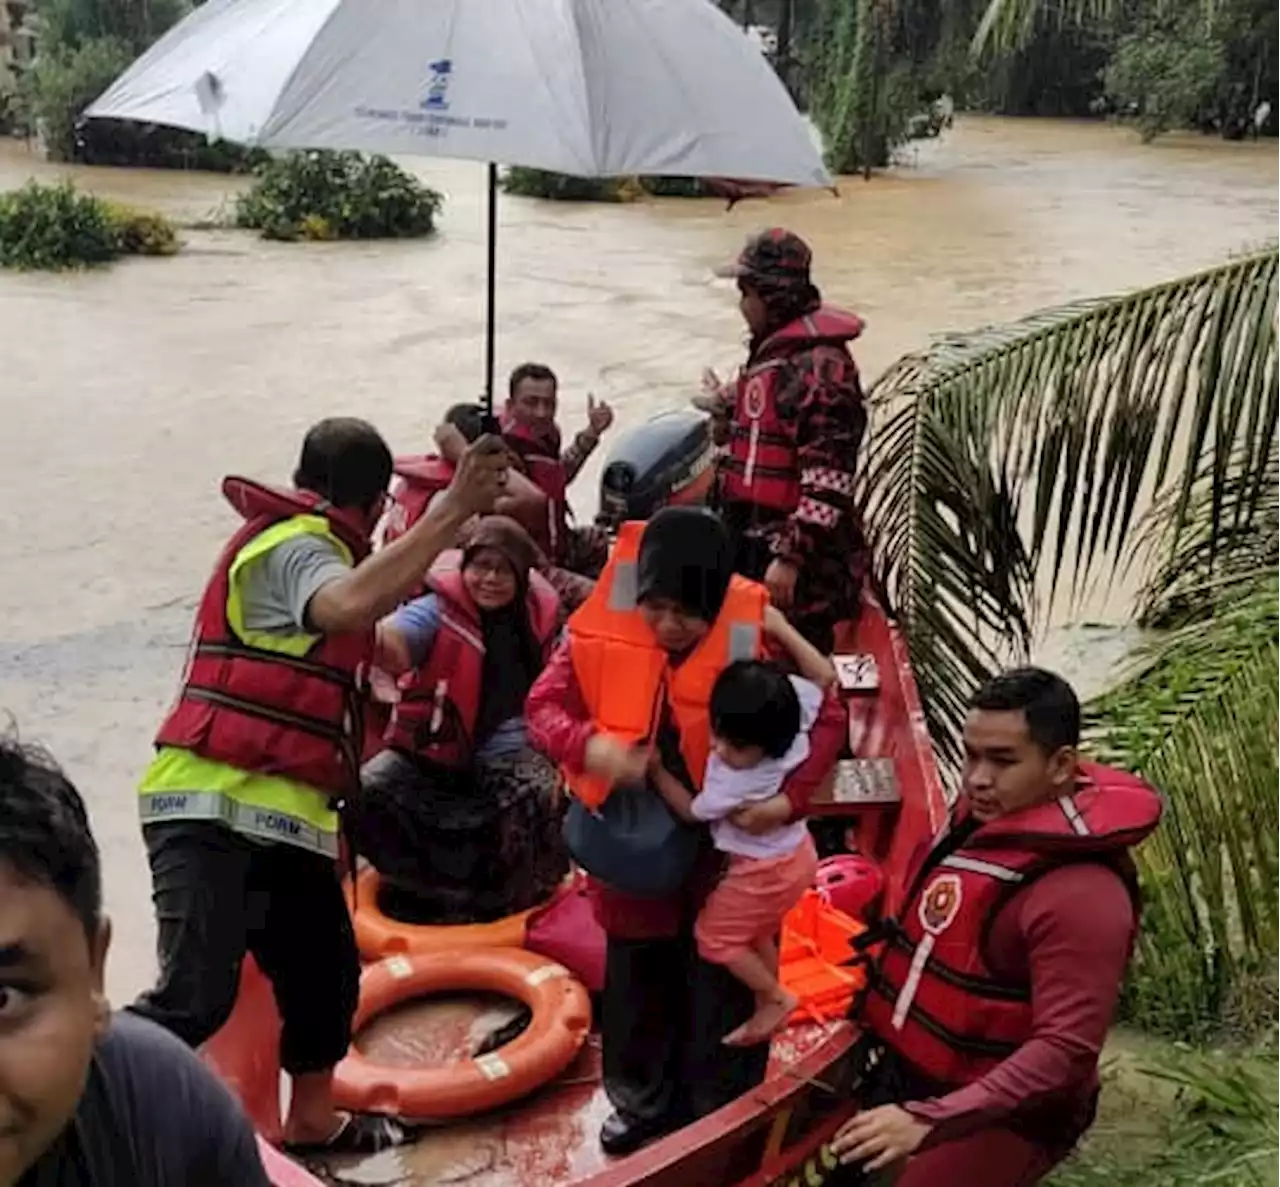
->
<box><xmin>202</xmin><ymin>594</ymin><xmax>947</xmax><ymax>1186</ymax></box>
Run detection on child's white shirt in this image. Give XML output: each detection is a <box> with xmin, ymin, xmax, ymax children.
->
<box><xmin>689</xmin><ymin>676</ymin><xmax>823</xmax><ymax>860</ymax></box>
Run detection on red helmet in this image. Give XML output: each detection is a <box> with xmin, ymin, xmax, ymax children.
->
<box><xmin>815</xmin><ymin>854</ymin><xmax>884</xmax><ymax>922</ymax></box>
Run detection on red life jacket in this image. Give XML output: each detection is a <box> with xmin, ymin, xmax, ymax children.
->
<box><xmin>387</xmin><ymin>552</ymin><xmax>560</xmax><ymax>768</ymax></box>
<box><xmin>381</xmin><ymin>454</ymin><xmax>455</xmax><ymax>547</ymax></box>
<box><xmin>720</xmin><ymin>306</ymin><xmax>865</xmax><ymax>514</ymax></box>
<box><xmin>859</xmin><ymin>762</ymin><xmax>1162</xmax><ymax>1089</ymax></box>
<box><xmin>154</xmin><ymin>478</ymin><xmax>375</xmax><ymax>797</ymax></box>
<box><xmin>502</xmin><ymin>418</ymin><xmax>567</xmax><ymax>561</ymax></box>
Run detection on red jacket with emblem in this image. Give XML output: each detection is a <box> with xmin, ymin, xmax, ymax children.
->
<box><xmin>501</xmin><ymin>419</ymin><xmax>566</xmax><ymax>561</ymax></box>
<box><xmin>859</xmin><ymin>762</ymin><xmax>1162</xmax><ymax>1090</ymax></box>
<box><xmin>387</xmin><ymin>554</ymin><xmax>561</xmax><ymax>768</ymax></box>
<box><xmin>720</xmin><ymin>306</ymin><xmax>865</xmax><ymax>514</ymax></box>
<box><xmin>381</xmin><ymin>454</ymin><xmax>455</xmax><ymax>548</ymax></box>
<box><xmin>154</xmin><ymin>478</ymin><xmax>374</xmax><ymax>798</ymax></box>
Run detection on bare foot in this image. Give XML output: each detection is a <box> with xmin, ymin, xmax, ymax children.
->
<box><xmin>722</xmin><ymin>990</ymin><xmax>798</xmax><ymax>1047</ymax></box>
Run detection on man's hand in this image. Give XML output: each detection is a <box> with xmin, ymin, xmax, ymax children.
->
<box><xmin>442</xmin><ymin>435</ymin><xmax>508</xmax><ymax>518</ymax></box>
<box><xmin>701</xmin><ymin>367</ymin><xmax>728</xmax><ymax>401</ymax></box>
<box><xmin>434</xmin><ymin>422</ymin><xmax>469</xmax><ymax>464</ymax></box>
<box><xmin>830</xmin><ymin>1105</ymin><xmax>931</xmax><ymax>1171</ymax></box>
<box><xmin>764</xmin><ymin>558</ymin><xmax>799</xmax><ymax>610</ymax></box>
<box><xmin>587</xmin><ymin>393</ymin><xmax>614</xmax><ymax>436</ymax></box>
<box><xmin>730</xmin><ymin>792</ymin><xmax>791</xmax><ymax>834</ymax></box>
<box><xmin>584</xmin><ymin>734</ymin><xmax>648</xmax><ymax>786</ymax></box>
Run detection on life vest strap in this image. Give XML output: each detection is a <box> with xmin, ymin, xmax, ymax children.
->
<box><xmin>181</xmin><ymin>686</ymin><xmax>362</xmax><ymax>792</ymax></box>
<box><xmin>194</xmin><ymin>640</ymin><xmax>357</xmax><ymax>687</ymax></box>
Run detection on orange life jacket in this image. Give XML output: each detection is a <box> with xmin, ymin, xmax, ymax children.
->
<box><xmin>720</xmin><ymin>306</ymin><xmax>864</xmax><ymax>514</ymax></box>
<box><xmin>859</xmin><ymin>763</ymin><xmax>1162</xmax><ymax>1088</ymax></box>
<box><xmin>562</xmin><ymin>520</ymin><xmax>768</xmax><ymax>809</ymax></box>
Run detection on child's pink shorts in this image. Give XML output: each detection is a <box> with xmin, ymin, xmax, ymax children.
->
<box><xmin>695</xmin><ymin>833</ymin><xmax>819</xmax><ymax>963</ymax></box>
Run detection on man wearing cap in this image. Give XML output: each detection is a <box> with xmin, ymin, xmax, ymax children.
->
<box><xmin>700</xmin><ymin>228</ymin><xmax>870</xmax><ymax>652</ymax></box>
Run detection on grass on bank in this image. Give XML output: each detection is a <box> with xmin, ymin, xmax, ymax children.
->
<box><xmin>0</xmin><ymin>180</ymin><xmax>178</xmax><ymax>270</ymax></box>
<box><xmin>1047</xmin><ymin>1032</ymin><xmax>1278</xmax><ymax>1187</ymax></box>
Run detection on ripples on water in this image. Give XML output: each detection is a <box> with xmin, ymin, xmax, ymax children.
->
<box><xmin>0</xmin><ymin>116</ymin><xmax>1274</xmax><ymax>996</ymax></box>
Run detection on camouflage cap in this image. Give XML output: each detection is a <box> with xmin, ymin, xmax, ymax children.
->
<box><xmin>714</xmin><ymin>228</ymin><xmax>812</xmax><ymax>287</ymax></box>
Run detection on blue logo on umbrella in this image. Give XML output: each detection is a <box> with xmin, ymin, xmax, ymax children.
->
<box><xmin>422</xmin><ymin>59</ymin><xmax>452</xmax><ymax>111</ymax></box>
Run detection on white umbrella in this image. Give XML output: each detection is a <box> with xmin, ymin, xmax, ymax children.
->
<box><xmin>87</xmin><ymin>0</ymin><xmax>831</xmax><ymax>408</ymax></box>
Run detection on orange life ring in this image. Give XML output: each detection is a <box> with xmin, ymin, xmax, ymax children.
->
<box><xmin>347</xmin><ymin>867</ymin><xmax>535</xmax><ymax>959</ymax></box>
<box><xmin>333</xmin><ymin>947</ymin><xmax>592</xmax><ymax>1119</ymax></box>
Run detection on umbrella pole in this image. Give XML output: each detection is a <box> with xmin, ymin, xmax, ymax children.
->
<box><xmin>483</xmin><ymin>161</ymin><xmax>499</xmax><ymax>428</ymax></box>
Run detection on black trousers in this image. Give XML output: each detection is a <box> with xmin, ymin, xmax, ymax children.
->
<box><xmin>601</xmin><ymin>931</ymin><xmax>770</xmax><ymax>1125</ymax></box>
<box><xmin>130</xmin><ymin>820</ymin><xmax>360</xmax><ymax>1076</ymax></box>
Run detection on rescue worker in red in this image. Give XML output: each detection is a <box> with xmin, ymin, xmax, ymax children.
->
<box><xmin>526</xmin><ymin>507</ymin><xmax>847</xmax><ymax>1157</ymax></box>
<box><xmin>381</xmin><ymin>402</ymin><xmax>550</xmax><ymax>555</ymax></box>
<box><xmin>501</xmin><ymin>361</ymin><xmax>614</xmax><ymax>579</ymax></box>
<box><xmin>826</xmin><ymin>667</ymin><xmax>1163</xmax><ymax>1185</ymax></box>
<box><xmin>350</xmin><ymin>515</ymin><xmax>569</xmax><ymax>924</ymax></box>
<box><xmin>132</xmin><ymin>418</ymin><xmax>508</xmax><ymax>1158</ymax></box>
<box><xmin>701</xmin><ymin>229</ymin><xmax>871</xmax><ymax>652</ymax></box>
<box><xmin>407</xmin><ymin>399</ymin><xmax>597</xmax><ymax>614</ymax></box>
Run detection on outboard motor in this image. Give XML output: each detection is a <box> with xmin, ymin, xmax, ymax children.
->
<box><xmin>596</xmin><ymin>409</ymin><xmax>716</xmax><ymax>530</ymax></box>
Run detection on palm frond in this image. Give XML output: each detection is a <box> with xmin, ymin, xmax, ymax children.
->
<box><xmin>1085</xmin><ymin>579</ymin><xmax>1279</xmax><ymax>1040</ymax></box>
<box><xmin>864</xmin><ymin>249</ymin><xmax>1279</xmax><ymax>766</ymax></box>
<box><xmin>967</xmin><ymin>0</ymin><xmax>1198</xmax><ymax>57</ymax></box>
<box><xmin>1135</xmin><ymin>436</ymin><xmax>1279</xmax><ymax>627</ymax></box>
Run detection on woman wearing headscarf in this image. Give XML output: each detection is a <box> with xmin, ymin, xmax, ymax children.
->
<box><xmin>526</xmin><ymin>508</ymin><xmax>846</xmax><ymax>1157</ymax></box>
<box><xmin>699</xmin><ymin>228</ymin><xmax>871</xmax><ymax>652</ymax></box>
<box><xmin>352</xmin><ymin>516</ymin><xmax>569</xmax><ymax>922</ymax></box>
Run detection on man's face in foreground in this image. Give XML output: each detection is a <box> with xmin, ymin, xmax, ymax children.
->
<box><xmin>0</xmin><ymin>861</ymin><xmax>109</xmax><ymax>1187</ymax></box>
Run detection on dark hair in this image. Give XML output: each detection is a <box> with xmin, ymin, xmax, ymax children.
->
<box><xmin>508</xmin><ymin>362</ymin><xmax>558</xmax><ymax>399</ymax></box>
<box><xmin>0</xmin><ymin>731</ymin><xmax>102</xmax><ymax>944</ymax></box>
<box><xmin>444</xmin><ymin>402</ymin><xmax>485</xmax><ymax>444</ymax></box>
<box><xmin>293</xmin><ymin>417</ymin><xmax>393</xmax><ymax>513</ymax></box>
<box><xmin>969</xmin><ymin>667</ymin><xmax>1081</xmax><ymax>753</ymax></box>
<box><xmin>710</xmin><ymin>660</ymin><xmax>802</xmax><ymax>760</ymax></box>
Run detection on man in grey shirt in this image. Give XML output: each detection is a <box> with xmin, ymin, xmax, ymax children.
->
<box><xmin>131</xmin><ymin>418</ymin><xmax>508</xmax><ymax>1158</ymax></box>
<box><xmin>2</xmin><ymin>735</ymin><xmax>272</xmax><ymax>1187</ymax></box>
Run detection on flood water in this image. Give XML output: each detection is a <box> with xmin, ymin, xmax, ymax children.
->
<box><xmin>0</xmin><ymin>116</ymin><xmax>1275</xmax><ymax>1002</ymax></box>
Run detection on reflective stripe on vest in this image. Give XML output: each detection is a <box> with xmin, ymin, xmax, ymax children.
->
<box><xmin>563</xmin><ymin>520</ymin><xmax>767</xmax><ymax>809</ymax></box>
<box><xmin>141</xmin><ymin>516</ymin><xmax>354</xmax><ymax>855</ymax></box>
<box><xmin>138</xmin><ymin>777</ymin><xmax>338</xmax><ymax>858</ymax></box>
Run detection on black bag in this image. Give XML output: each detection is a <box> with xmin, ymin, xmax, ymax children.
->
<box><xmin>564</xmin><ymin>780</ymin><xmax>699</xmax><ymax>899</ymax></box>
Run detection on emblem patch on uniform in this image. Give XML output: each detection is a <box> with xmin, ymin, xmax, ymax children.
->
<box><xmin>918</xmin><ymin>873</ymin><xmax>962</xmax><ymax>936</ymax></box>
<box><xmin>742</xmin><ymin>375</ymin><xmax>767</xmax><ymax>420</ymax></box>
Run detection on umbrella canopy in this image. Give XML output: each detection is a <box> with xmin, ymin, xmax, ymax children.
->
<box><xmin>87</xmin><ymin>0</ymin><xmax>830</xmax><ymax>187</ymax></box>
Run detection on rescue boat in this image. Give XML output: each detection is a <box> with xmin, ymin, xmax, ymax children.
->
<box><xmin>201</xmin><ymin>408</ymin><xmax>949</xmax><ymax>1187</ymax></box>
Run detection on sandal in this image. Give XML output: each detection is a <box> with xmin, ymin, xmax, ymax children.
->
<box><xmin>284</xmin><ymin>1112</ymin><xmax>422</xmax><ymax>1157</ymax></box>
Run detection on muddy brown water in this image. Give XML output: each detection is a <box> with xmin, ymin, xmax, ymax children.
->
<box><xmin>0</xmin><ymin>116</ymin><xmax>1274</xmax><ymax>1003</ymax></box>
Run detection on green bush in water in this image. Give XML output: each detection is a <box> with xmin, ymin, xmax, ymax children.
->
<box><xmin>235</xmin><ymin>151</ymin><xmax>443</xmax><ymax>242</ymax></box>
<box><xmin>0</xmin><ymin>182</ymin><xmax>181</xmax><ymax>269</ymax></box>
<box><xmin>502</xmin><ymin>167</ymin><xmax>631</xmax><ymax>202</ymax></box>
<box><xmin>19</xmin><ymin>36</ymin><xmax>136</xmax><ymax>163</ymax></box>
<box><xmin>102</xmin><ymin>200</ymin><xmax>181</xmax><ymax>257</ymax></box>
<box><xmin>502</xmin><ymin>168</ymin><xmax>711</xmax><ymax>201</ymax></box>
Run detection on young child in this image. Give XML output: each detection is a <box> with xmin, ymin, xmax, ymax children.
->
<box><xmin>651</xmin><ymin>610</ymin><xmax>836</xmax><ymax>1046</ymax></box>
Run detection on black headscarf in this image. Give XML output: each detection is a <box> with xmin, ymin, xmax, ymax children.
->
<box><xmin>463</xmin><ymin>517</ymin><xmax>545</xmax><ymax>745</ymax></box>
<box><xmin>637</xmin><ymin>507</ymin><xmax>735</xmax><ymax>624</ymax></box>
